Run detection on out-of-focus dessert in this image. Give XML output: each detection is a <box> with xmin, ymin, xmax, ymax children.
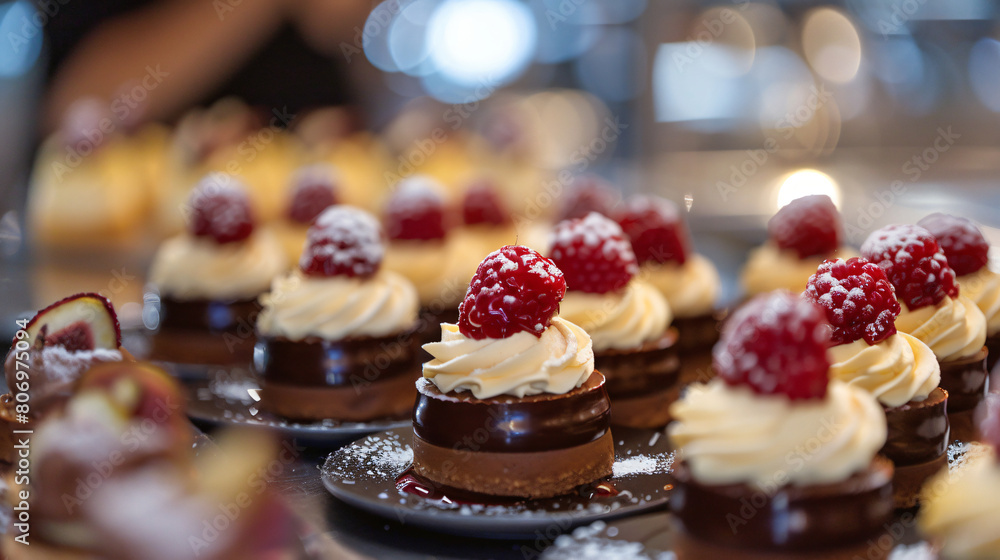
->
<box><xmin>255</xmin><ymin>206</ymin><xmax>421</xmax><ymax>422</ymax></box>
<box><xmin>556</xmin><ymin>174</ymin><xmax>620</xmax><ymax>221</ymax></box>
<box><xmin>271</xmin><ymin>163</ymin><xmax>340</xmax><ymax>265</ymax></box>
<box><xmin>863</xmin><ymin>224</ymin><xmax>988</xmax><ymax>442</ymax></box>
<box><xmin>417</xmin><ymin>245</ymin><xmax>612</xmax><ymax>498</ymax></box>
<box><xmin>548</xmin><ymin>212</ymin><xmax>679</xmax><ymax>428</ymax></box>
<box><xmin>669</xmin><ymin>291</ymin><xmax>893</xmax><ymax>559</ymax></box>
<box><xmin>450</xmin><ymin>177</ymin><xmax>517</xmax><ymax>280</ymax></box>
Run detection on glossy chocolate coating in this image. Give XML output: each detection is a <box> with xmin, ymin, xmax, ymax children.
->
<box><xmin>882</xmin><ymin>387</ymin><xmax>949</xmax><ymax>466</ymax></box>
<box><xmin>412</xmin><ymin>372</ymin><xmax>611</xmax><ymax>453</ymax></box>
<box><xmin>596</xmin><ymin>330</ymin><xmax>680</xmax><ymax>399</ymax></box>
<box><xmin>938</xmin><ymin>346</ymin><xmax>988</xmax><ymax>412</ymax></box>
<box><xmin>672</xmin><ymin>312</ymin><xmax>724</xmax><ymax>354</ymax></box>
<box><xmin>154</xmin><ymin>295</ymin><xmax>260</xmax><ymax>333</ymax></box>
<box><xmin>254</xmin><ymin>331</ymin><xmax>420</xmax><ymax>388</ymax></box>
<box><xmin>987</xmin><ymin>334</ymin><xmax>1000</xmax><ymax>375</ymax></box>
<box><xmin>670</xmin><ymin>457</ymin><xmax>894</xmax><ymax>552</ymax></box>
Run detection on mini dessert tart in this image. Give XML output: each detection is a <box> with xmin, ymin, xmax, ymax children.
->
<box><xmin>669</xmin><ymin>292</ymin><xmax>893</xmax><ymax>559</ymax></box>
<box><xmin>557</xmin><ymin>174</ymin><xmax>620</xmax><ymax>221</ymax></box>
<box><xmin>863</xmin><ymin>224</ymin><xmax>988</xmax><ymax>442</ymax></box>
<box><xmin>919</xmin><ymin>213</ymin><xmax>1000</xmax><ymax>373</ymax></box>
<box><xmin>449</xmin><ymin>178</ymin><xmax>518</xmax><ymax>284</ymax></box>
<box><xmin>805</xmin><ymin>257</ymin><xmax>949</xmax><ymax>508</ymax></box>
<box><xmin>417</xmin><ymin>245</ymin><xmax>613</xmax><ymax>499</ymax></box>
<box><xmin>146</xmin><ymin>175</ymin><xmax>287</xmax><ymax>365</ymax></box>
<box><xmin>616</xmin><ymin>195</ymin><xmax>723</xmax><ymax>386</ymax></box>
<box><xmin>380</xmin><ymin>176</ymin><xmax>466</xmax><ymax>346</ymax></box>
<box><xmin>918</xmin><ymin>397</ymin><xmax>1000</xmax><ymax>559</ymax></box>
<box><xmin>548</xmin><ymin>212</ymin><xmax>679</xmax><ymax>428</ymax></box>
<box><xmin>255</xmin><ymin>205</ymin><xmax>421</xmax><ymax>422</ymax></box>
<box><xmin>742</xmin><ymin>195</ymin><xmax>856</xmax><ymax>297</ymax></box>
<box><xmin>271</xmin><ymin>163</ymin><xmax>340</xmax><ymax>265</ymax></box>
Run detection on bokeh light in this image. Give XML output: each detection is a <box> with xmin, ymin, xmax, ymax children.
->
<box><xmin>776</xmin><ymin>169</ymin><xmax>841</xmax><ymax>209</ymax></box>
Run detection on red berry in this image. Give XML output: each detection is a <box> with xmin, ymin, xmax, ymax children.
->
<box><xmin>615</xmin><ymin>195</ymin><xmax>690</xmax><ymax>265</ymax></box>
<box><xmin>299</xmin><ymin>206</ymin><xmax>384</xmax><ymax>278</ymax></box>
<box><xmin>288</xmin><ymin>165</ymin><xmax>339</xmax><ymax>224</ymax></box>
<box><xmin>458</xmin><ymin>245</ymin><xmax>566</xmax><ymax>340</ymax></box>
<box><xmin>549</xmin><ymin>212</ymin><xmax>639</xmax><ymax>294</ymax></box>
<box><xmin>805</xmin><ymin>257</ymin><xmax>900</xmax><ymax>346</ymax></box>
<box><xmin>558</xmin><ymin>175</ymin><xmax>619</xmax><ymax>221</ymax></box>
<box><xmin>188</xmin><ymin>176</ymin><xmax>255</xmax><ymax>244</ymax></box>
<box><xmin>461</xmin><ymin>179</ymin><xmax>511</xmax><ymax>226</ymax></box>
<box><xmin>384</xmin><ymin>176</ymin><xmax>448</xmax><ymax>241</ymax></box>
<box><xmin>714</xmin><ymin>291</ymin><xmax>831</xmax><ymax>400</ymax></box>
<box><xmin>917</xmin><ymin>213</ymin><xmax>990</xmax><ymax>277</ymax></box>
<box><xmin>25</xmin><ymin>292</ymin><xmax>121</xmax><ymax>350</ymax></box>
<box><xmin>767</xmin><ymin>195</ymin><xmax>841</xmax><ymax>259</ymax></box>
<box><xmin>861</xmin><ymin>224</ymin><xmax>959</xmax><ymax>310</ymax></box>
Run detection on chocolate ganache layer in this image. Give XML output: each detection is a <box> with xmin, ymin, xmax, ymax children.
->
<box><xmin>938</xmin><ymin>346</ymin><xmax>988</xmax><ymax>413</ymax></box>
<box><xmin>595</xmin><ymin>329</ymin><xmax>680</xmax><ymax>399</ymax></box>
<box><xmin>154</xmin><ymin>295</ymin><xmax>261</xmax><ymax>333</ymax></box>
<box><xmin>881</xmin><ymin>387</ymin><xmax>949</xmax><ymax>466</ymax></box>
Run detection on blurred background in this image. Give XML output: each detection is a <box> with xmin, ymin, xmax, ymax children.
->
<box><xmin>1</xmin><ymin>0</ymin><xmax>999</xmax><ymax>312</ymax></box>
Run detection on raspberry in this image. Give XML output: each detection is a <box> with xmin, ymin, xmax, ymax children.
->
<box><xmin>558</xmin><ymin>175</ymin><xmax>619</xmax><ymax>221</ymax></box>
<box><xmin>767</xmin><ymin>195</ymin><xmax>841</xmax><ymax>259</ymax></box>
<box><xmin>187</xmin><ymin>176</ymin><xmax>255</xmax><ymax>244</ymax></box>
<box><xmin>805</xmin><ymin>257</ymin><xmax>900</xmax><ymax>346</ymax></box>
<box><xmin>288</xmin><ymin>165</ymin><xmax>339</xmax><ymax>224</ymax></box>
<box><xmin>462</xmin><ymin>179</ymin><xmax>511</xmax><ymax>226</ymax></box>
<box><xmin>615</xmin><ymin>195</ymin><xmax>690</xmax><ymax>265</ymax></box>
<box><xmin>299</xmin><ymin>206</ymin><xmax>384</xmax><ymax>278</ymax></box>
<box><xmin>861</xmin><ymin>224</ymin><xmax>959</xmax><ymax>310</ymax></box>
<box><xmin>549</xmin><ymin>212</ymin><xmax>639</xmax><ymax>294</ymax></box>
<box><xmin>384</xmin><ymin>176</ymin><xmax>448</xmax><ymax>241</ymax></box>
<box><xmin>714</xmin><ymin>291</ymin><xmax>831</xmax><ymax>400</ymax></box>
<box><xmin>917</xmin><ymin>213</ymin><xmax>990</xmax><ymax>276</ymax></box>
<box><xmin>458</xmin><ymin>245</ymin><xmax>566</xmax><ymax>340</ymax></box>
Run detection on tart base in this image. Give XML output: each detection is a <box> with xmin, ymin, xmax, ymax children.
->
<box><xmin>596</xmin><ymin>330</ymin><xmax>680</xmax><ymax>429</ymax></box>
<box><xmin>891</xmin><ymin>453</ymin><xmax>947</xmax><ymax>509</ymax></box>
<box><xmin>948</xmin><ymin>407</ymin><xmax>978</xmax><ymax>443</ymax></box>
<box><xmin>258</xmin><ymin>373</ymin><xmax>417</xmax><ymax>422</ymax></box>
<box><xmin>607</xmin><ymin>385</ymin><xmax>679</xmax><ymax>429</ymax></box>
<box><xmin>148</xmin><ymin>328</ymin><xmax>255</xmax><ymax>366</ymax></box>
<box><xmin>411</xmin><ymin>430</ymin><xmax>614</xmax><ymax>499</ymax></box>
<box><xmin>938</xmin><ymin>346</ymin><xmax>988</xmax><ymax>442</ymax></box>
<box><xmin>672</xmin><ymin>522</ymin><xmax>891</xmax><ymax>560</ymax></box>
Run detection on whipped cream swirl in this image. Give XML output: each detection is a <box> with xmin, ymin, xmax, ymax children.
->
<box><xmin>558</xmin><ymin>280</ymin><xmax>671</xmax><ymax>352</ymax></box>
<box><xmin>256</xmin><ymin>270</ymin><xmax>418</xmax><ymax>340</ymax></box>
<box><xmin>828</xmin><ymin>333</ymin><xmax>940</xmax><ymax>408</ymax></box>
<box><xmin>896</xmin><ymin>295</ymin><xmax>987</xmax><ymax>362</ymax></box>
<box><xmin>640</xmin><ymin>254</ymin><xmax>719</xmax><ymax>318</ymax></box>
<box><xmin>920</xmin><ymin>451</ymin><xmax>1000</xmax><ymax>559</ymax></box>
<box><xmin>668</xmin><ymin>379</ymin><xmax>886</xmax><ymax>488</ymax></box>
<box><xmin>422</xmin><ymin>317</ymin><xmax>594</xmax><ymax>399</ymax></box>
<box><xmin>742</xmin><ymin>243</ymin><xmax>856</xmax><ymax>296</ymax></box>
<box><xmin>958</xmin><ymin>266</ymin><xmax>1000</xmax><ymax>336</ymax></box>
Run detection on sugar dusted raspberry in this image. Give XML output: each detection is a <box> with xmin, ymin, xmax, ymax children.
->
<box><xmin>558</xmin><ymin>175</ymin><xmax>619</xmax><ymax>221</ymax></box>
<box><xmin>615</xmin><ymin>195</ymin><xmax>690</xmax><ymax>265</ymax></box>
<box><xmin>805</xmin><ymin>257</ymin><xmax>900</xmax><ymax>346</ymax></box>
<box><xmin>861</xmin><ymin>224</ymin><xmax>959</xmax><ymax>310</ymax></box>
<box><xmin>458</xmin><ymin>245</ymin><xmax>566</xmax><ymax>340</ymax></box>
<box><xmin>288</xmin><ymin>164</ymin><xmax>339</xmax><ymax>224</ymax></box>
<box><xmin>299</xmin><ymin>206</ymin><xmax>384</xmax><ymax>278</ymax></box>
<box><xmin>714</xmin><ymin>291</ymin><xmax>831</xmax><ymax>400</ymax></box>
<box><xmin>768</xmin><ymin>195</ymin><xmax>841</xmax><ymax>259</ymax></box>
<box><xmin>917</xmin><ymin>213</ymin><xmax>990</xmax><ymax>277</ymax></box>
<box><xmin>384</xmin><ymin>176</ymin><xmax>448</xmax><ymax>241</ymax></box>
<box><xmin>549</xmin><ymin>212</ymin><xmax>639</xmax><ymax>294</ymax></box>
<box><xmin>188</xmin><ymin>176</ymin><xmax>255</xmax><ymax>244</ymax></box>
<box><xmin>462</xmin><ymin>179</ymin><xmax>511</xmax><ymax>226</ymax></box>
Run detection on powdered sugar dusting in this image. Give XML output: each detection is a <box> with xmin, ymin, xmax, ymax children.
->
<box><xmin>542</xmin><ymin>521</ymin><xmax>676</xmax><ymax>560</ymax></box>
<box><xmin>323</xmin><ymin>431</ymin><xmax>413</xmax><ymax>482</ymax></box>
<box><xmin>613</xmin><ymin>451</ymin><xmax>675</xmax><ymax>478</ymax></box>
<box><xmin>37</xmin><ymin>345</ymin><xmax>122</xmax><ymax>384</ymax></box>
<box><xmin>300</xmin><ymin>205</ymin><xmax>385</xmax><ymax>276</ymax></box>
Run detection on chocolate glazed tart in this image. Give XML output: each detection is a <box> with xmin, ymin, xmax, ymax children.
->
<box><xmin>673</xmin><ymin>311</ymin><xmax>725</xmax><ymax>387</ymax></box>
<box><xmin>937</xmin><ymin>346</ymin><xmax>988</xmax><ymax>442</ymax></box>
<box><xmin>670</xmin><ymin>457</ymin><xmax>895</xmax><ymax>560</ymax></box>
<box><xmin>411</xmin><ymin>371</ymin><xmax>614</xmax><ymax>499</ymax></box>
<box><xmin>254</xmin><ymin>330</ymin><xmax>420</xmax><ymax>422</ymax></box>
<box><xmin>595</xmin><ymin>329</ymin><xmax>681</xmax><ymax>429</ymax></box>
<box><xmin>881</xmin><ymin>387</ymin><xmax>950</xmax><ymax>508</ymax></box>
<box><xmin>146</xmin><ymin>294</ymin><xmax>261</xmax><ymax>365</ymax></box>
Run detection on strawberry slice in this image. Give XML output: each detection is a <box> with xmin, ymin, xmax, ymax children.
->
<box><xmin>26</xmin><ymin>293</ymin><xmax>121</xmax><ymax>351</ymax></box>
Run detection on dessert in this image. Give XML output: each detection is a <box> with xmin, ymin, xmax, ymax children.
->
<box><xmin>450</xmin><ymin>177</ymin><xmax>518</xmax><ymax>281</ymax></box>
<box><xmin>669</xmin><ymin>291</ymin><xmax>893</xmax><ymax>559</ymax></box>
<box><xmin>918</xmin><ymin>394</ymin><xmax>1000</xmax><ymax>559</ymax></box>
<box><xmin>741</xmin><ymin>194</ymin><xmax>856</xmax><ymax>296</ymax></box>
<box><xmin>272</xmin><ymin>163</ymin><xmax>340</xmax><ymax>265</ymax></box>
<box><xmin>805</xmin><ymin>257</ymin><xmax>948</xmax><ymax>507</ymax></box>
<box><xmin>255</xmin><ymin>205</ymin><xmax>421</xmax><ymax>421</ymax></box>
<box><xmin>919</xmin><ymin>213</ymin><xmax>1000</xmax><ymax>373</ymax></box>
<box><xmin>557</xmin><ymin>174</ymin><xmax>619</xmax><ymax>221</ymax></box>
<box><xmin>616</xmin><ymin>195</ymin><xmax>722</xmax><ymax>386</ymax></box>
<box><xmin>146</xmin><ymin>176</ymin><xmax>287</xmax><ymax>365</ymax></box>
<box><xmin>862</xmin><ymin>224</ymin><xmax>988</xmax><ymax>442</ymax></box>
<box><xmin>548</xmin><ymin>212</ymin><xmax>679</xmax><ymax>428</ymax></box>
<box><xmin>417</xmin><ymin>245</ymin><xmax>613</xmax><ymax>498</ymax></box>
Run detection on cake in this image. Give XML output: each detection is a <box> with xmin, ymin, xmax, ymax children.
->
<box><xmin>449</xmin><ymin>177</ymin><xmax>518</xmax><ymax>284</ymax></box>
<box><xmin>548</xmin><ymin>212</ymin><xmax>679</xmax><ymax>428</ymax></box>
<box><xmin>615</xmin><ymin>195</ymin><xmax>722</xmax><ymax>386</ymax></box>
<box><xmin>556</xmin><ymin>174</ymin><xmax>620</xmax><ymax>221</ymax></box>
<box><xmin>805</xmin><ymin>257</ymin><xmax>948</xmax><ymax>507</ymax></box>
<box><xmin>669</xmin><ymin>291</ymin><xmax>893</xmax><ymax>559</ymax></box>
<box><xmin>254</xmin><ymin>205</ymin><xmax>421</xmax><ymax>422</ymax></box>
<box><xmin>271</xmin><ymin>163</ymin><xmax>340</xmax><ymax>265</ymax></box>
<box><xmin>918</xmin><ymin>213</ymin><xmax>1000</xmax><ymax>373</ymax></box>
<box><xmin>146</xmin><ymin>175</ymin><xmax>287</xmax><ymax>365</ymax></box>
<box><xmin>416</xmin><ymin>245</ymin><xmax>614</xmax><ymax>498</ymax></box>
<box><xmin>741</xmin><ymin>195</ymin><xmax>856</xmax><ymax>297</ymax></box>
<box><xmin>862</xmin><ymin>224</ymin><xmax>988</xmax><ymax>442</ymax></box>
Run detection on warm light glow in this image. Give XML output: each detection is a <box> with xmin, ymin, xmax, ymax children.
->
<box><xmin>802</xmin><ymin>8</ymin><xmax>862</xmax><ymax>83</ymax></box>
<box><xmin>776</xmin><ymin>169</ymin><xmax>841</xmax><ymax>209</ymax></box>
